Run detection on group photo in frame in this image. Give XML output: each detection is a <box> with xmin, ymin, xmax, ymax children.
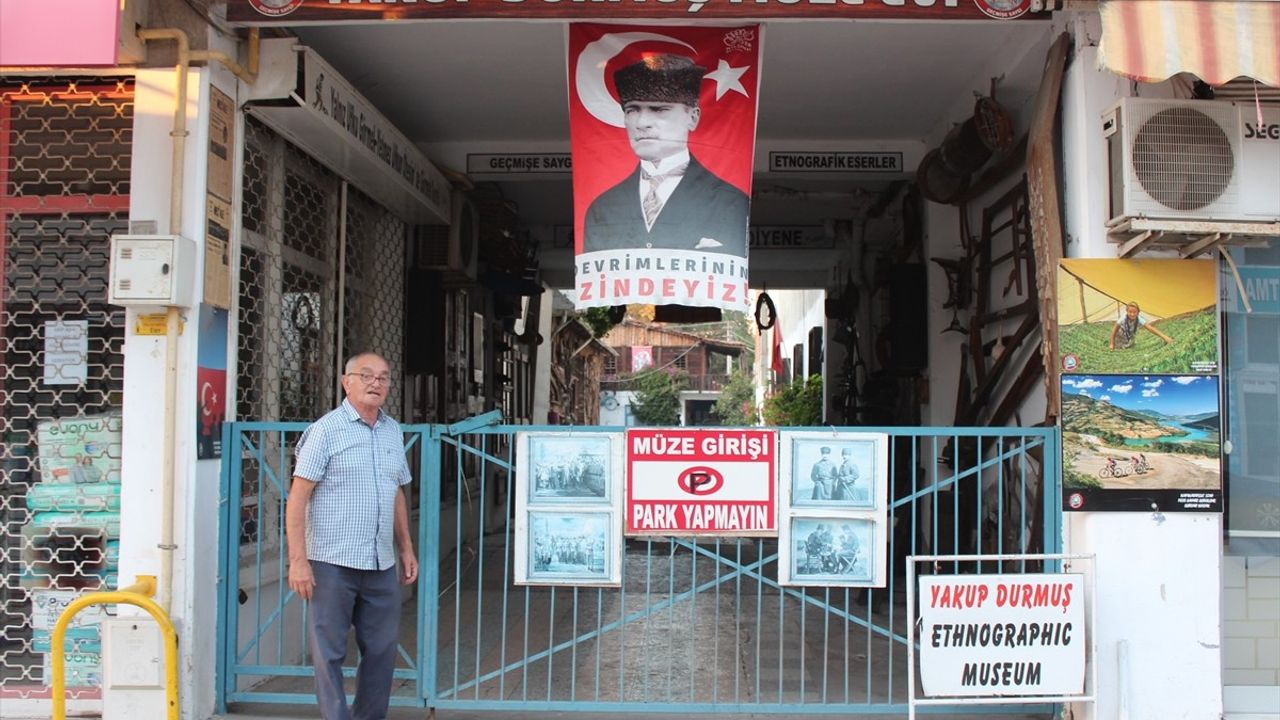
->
<box><xmin>527</xmin><ymin>434</ymin><xmax>613</xmax><ymax>502</ymax></box>
<box><xmin>527</xmin><ymin>511</ymin><xmax>614</xmax><ymax>584</ymax></box>
<box><xmin>777</xmin><ymin>431</ymin><xmax>889</xmax><ymax>587</ymax></box>
<box><xmin>514</xmin><ymin>431</ymin><xmax>624</xmax><ymax>586</ymax></box>
<box><xmin>785</xmin><ymin>516</ymin><xmax>875</xmax><ymax>584</ymax></box>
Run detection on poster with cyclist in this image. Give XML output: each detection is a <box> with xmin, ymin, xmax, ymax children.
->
<box><xmin>1061</xmin><ymin>374</ymin><xmax>1220</xmax><ymax>513</ymax></box>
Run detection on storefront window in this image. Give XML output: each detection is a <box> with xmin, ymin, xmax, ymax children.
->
<box><xmin>1222</xmin><ymin>244</ymin><xmax>1280</xmax><ymax>556</ymax></box>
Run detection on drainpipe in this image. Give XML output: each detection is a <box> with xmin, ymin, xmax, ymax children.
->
<box><xmin>134</xmin><ymin>27</ymin><xmax>259</xmax><ymax>612</ymax></box>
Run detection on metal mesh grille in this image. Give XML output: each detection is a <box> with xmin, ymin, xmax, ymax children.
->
<box><xmin>236</xmin><ymin>117</ymin><xmax>337</xmax><ymax>551</ymax></box>
<box><xmin>1</xmin><ymin>79</ymin><xmax>133</xmax><ymax>700</ymax></box>
<box><xmin>343</xmin><ymin>186</ymin><xmax>406</xmax><ymax>416</ymax></box>
<box><xmin>1133</xmin><ymin>107</ymin><xmax>1234</xmax><ymax>211</ymax></box>
<box><xmin>236</xmin><ymin>116</ymin><xmax>338</xmax><ymax>428</ymax></box>
<box><xmin>235</xmin><ymin>116</ymin><xmax>407</xmax><ymax>549</ymax></box>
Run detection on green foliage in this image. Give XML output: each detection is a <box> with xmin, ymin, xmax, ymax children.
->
<box><xmin>1058</xmin><ymin>309</ymin><xmax>1217</xmax><ymax>374</ymax></box>
<box><xmin>712</xmin><ymin>370</ymin><xmax>758</xmax><ymax>426</ymax></box>
<box><xmin>1062</xmin><ymin>447</ymin><xmax>1103</xmax><ymax>489</ymax></box>
<box><xmin>763</xmin><ymin>375</ymin><xmax>823</xmax><ymax>427</ymax></box>
<box><xmin>1151</xmin><ymin>438</ymin><xmax>1220</xmax><ymax>458</ymax></box>
<box><xmin>1063</xmin><ymin>467</ymin><xmax>1103</xmax><ymax>489</ymax></box>
<box><xmin>629</xmin><ymin>370</ymin><xmax>688</xmax><ymax>426</ymax></box>
<box><xmin>580</xmin><ymin>306</ymin><xmax>621</xmax><ymax>338</ymax></box>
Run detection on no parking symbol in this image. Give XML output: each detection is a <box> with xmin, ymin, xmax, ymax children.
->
<box><xmin>626</xmin><ymin>429</ymin><xmax>776</xmax><ymax>537</ymax></box>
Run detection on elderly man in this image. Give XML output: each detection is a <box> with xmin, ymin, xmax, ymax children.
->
<box><xmin>583</xmin><ymin>53</ymin><xmax>750</xmax><ymax>255</ymax></box>
<box><xmin>286</xmin><ymin>352</ymin><xmax>418</xmax><ymax>720</ymax></box>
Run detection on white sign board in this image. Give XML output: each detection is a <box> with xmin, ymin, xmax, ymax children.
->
<box><xmin>44</xmin><ymin>320</ymin><xmax>89</xmax><ymax>385</ymax></box>
<box><xmin>768</xmin><ymin>151</ymin><xmax>904</xmax><ymax>173</ymax></box>
<box><xmin>626</xmin><ymin>429</ymin><xmax>776</xmax><ymax>536</ymax></box>
<box><xmin>918</xmin><ymin>573</ymin><xmax>1086</xmax><ymax>697</ymax></box>
<box><xmin>467</xmin><ymin>153</ymin><xmax>572</xmax><ymax>175</ymax></box>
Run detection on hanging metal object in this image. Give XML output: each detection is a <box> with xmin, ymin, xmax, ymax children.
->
<box><xmin>917</xmin><ymin>148</ymin><xmax>969</xmax><ymax>204</ymax></box>
<box><xmin>917</xmin><ymin>95</ymin><xmax>1012</xmax><ymax>204</ymax></box>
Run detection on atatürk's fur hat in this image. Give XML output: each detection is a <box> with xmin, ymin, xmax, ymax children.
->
<box><xmin>614</xmin><ymin>54</ymin><xmax>706</xmax><ymax>107</ymax></box>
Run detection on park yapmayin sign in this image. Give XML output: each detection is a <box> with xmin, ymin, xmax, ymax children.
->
<box><xmin>230</xmin><ymin>0</ymin><xmax>1038</xmax><ymax>22</ymax></box>
<box><xmin>626</xmin><ymin>428</ymin><xmax>777</xmax><ymax>536</ymax></box>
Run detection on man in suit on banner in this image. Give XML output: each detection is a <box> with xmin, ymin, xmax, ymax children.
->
<box><xmin>583</xmin><ymin>54</ymin><xmax>750</xmax><ymax>256</ymax></box>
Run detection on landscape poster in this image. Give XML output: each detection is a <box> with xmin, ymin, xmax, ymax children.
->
<box><xmin>1057</xmin><ymin>259</ymin><xmax>1218</xmax><ymax>376</ymax></box>
<box><xmin>1061</xmin><ymin>374</ymin><xmax>1221</xmax><ymax>513</ymax></box>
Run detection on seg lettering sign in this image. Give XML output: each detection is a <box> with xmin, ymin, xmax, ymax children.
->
<box><xmin>918</xmin><ymin>574</ymin><xmax>1086</xmax><ymax>698</ymax></box>
<box><xmin>1244</xmin><ymin>122</ymin><xmax>1280</xmax><ymax>141</ymax></box>
<box><xmin>626</xmin><ymin>428</ymin><xmax>776</xmax><ymax>536</ymax></box>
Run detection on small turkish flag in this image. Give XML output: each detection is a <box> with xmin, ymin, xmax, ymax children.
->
<box><xmin>770</xmin><ymin>320</ymin><xmax>785</xmax><ymax>378</ymax></box>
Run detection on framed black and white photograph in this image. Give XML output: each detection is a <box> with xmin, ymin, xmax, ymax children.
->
<box><xmin>515</xmin><ymin>510</ymin><xmax>621</xmax><ymax>586</ymax></box>
<box><xmin>781</xmin><ymin>432</ymin><xmax>887</xmax><ymax>510</ymax></box>
<box><xmin>773</xmin><ymin>509</ymin><xmax>885</xmax><ymax>584</ymax></box>
<box><xmin>777</xmin><ymin>431</ymin><xmax>889</xmax><ymax>588</ymax></box>
<box><xmin>514</xmin><ymin>431</ymin><xmax>624</xmax><ymax>586</ymax></box>
<box><xmin>524</xmin><ymin>435</ymin><xmax>614</xmax><ymax>503</ymax></box>
<box><xmin>779</xmin><ymin>516</ymin><xmax>875</xmax><ymax>586</ymax></box>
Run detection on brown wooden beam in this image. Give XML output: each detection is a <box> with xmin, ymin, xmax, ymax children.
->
<box><xmin>957</xmin><ymin>311</ymin><xmax>1039</xmax><ymax>425</ymax></box>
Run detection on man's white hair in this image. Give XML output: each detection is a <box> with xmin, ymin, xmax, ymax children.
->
<box><xmin>344</xmin><ymin>352</ymin><xmax>387</xmax><ymax>374</ymax></box>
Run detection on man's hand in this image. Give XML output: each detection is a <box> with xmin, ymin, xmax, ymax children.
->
<box><xmin>399</xmin><ymin>548</ymin><xmax>419</xmax><ymax>585</ymax></box>
<box><xmin>289</xmin><ymin>558</ymin><xmax>316</xmax><ymax>601</ymax></box>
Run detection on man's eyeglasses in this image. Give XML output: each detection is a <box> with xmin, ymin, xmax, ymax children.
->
<box><xmin>346</xmin><ymin>372</ymin><xmax>391</xmax><ymax>386</ymax></box>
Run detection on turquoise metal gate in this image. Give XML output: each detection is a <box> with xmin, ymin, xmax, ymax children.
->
<box><xmin>216</xmin><ymin>416</ymin><xmax>1061</xmax><ymax>715</ymax></box>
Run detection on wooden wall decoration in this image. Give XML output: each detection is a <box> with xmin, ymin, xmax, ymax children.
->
<box><xmin>1024</xmin><ymin>32</ymin><xmax>1071</xmax><ymax>422</ymax></box>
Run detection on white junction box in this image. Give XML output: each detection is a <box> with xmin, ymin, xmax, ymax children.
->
<box><xmin>108</xmin><ymin>235</ymin><xmax>197</xmax><ymax>308</ymax></box>
<box><xmin>102</xmin><ymin>618</ymin><xmax>167</xmax><ymax>719</ymax></box>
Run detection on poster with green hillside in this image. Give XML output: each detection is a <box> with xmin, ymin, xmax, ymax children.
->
<box><xmin>1057</xmin><ymin>259</ymin><xmax>1217</xmax><ymax>375</ymax></box>
<box><xmin>1061</xmin><ymin>374</ymin><xmax>1220</xmax><ymax>513</ymax></box>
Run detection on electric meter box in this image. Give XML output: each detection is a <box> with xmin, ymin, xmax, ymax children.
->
<box><xmin>107</xmin><ymin>235</ymin><xmax>197</xmax><ymax>308</ymax></box>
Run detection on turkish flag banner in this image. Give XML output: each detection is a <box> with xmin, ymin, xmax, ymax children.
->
<box><xmin>569</xmin><ymin>23</ymin><xmax>761</xmax><ymax>312</ymax></box>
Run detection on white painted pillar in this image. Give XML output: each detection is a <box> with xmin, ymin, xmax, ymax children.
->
<box><xmin>1057</xmin><ymin>13</ymin><xmax>1224</xmax><ymax>720</ymax></box>
<box><xmin>113</xmin><ymin>63</ymin><xmax>226</xmax><ymax>720</ymax></box>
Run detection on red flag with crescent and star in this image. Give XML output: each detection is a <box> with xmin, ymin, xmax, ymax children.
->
<box><xmin>569</xmin><ymin>23</ymin><xmax>761</xmax><ymax>312</ymax></box>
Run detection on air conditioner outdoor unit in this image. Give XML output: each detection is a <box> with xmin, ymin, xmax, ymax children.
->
<box><xmin>1102</xmin><ymin>98</ymin><xmax>1280</xmax><ymax>225</ymax></box>
<box><xmin>413</xmin><ymin>192</ymin><xmax>479</xmax><ymax>281</ymax></box>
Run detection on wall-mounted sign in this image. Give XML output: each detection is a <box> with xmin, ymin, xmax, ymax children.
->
<box><xmin>204</xmin><ymin>86</ymin><xmax>235</xmax><ymax>310</ymax></box>
<box><xmin>43</xmin><ymin>321</ymin><xmax>88</xmax><ymax>386</ymax></box>
<box><xmin>196</xmin><ymin>305</ymin><xmax>229</xmax><ymax>460</ymax></box>
<box><xmin>1061</xmin><ymin>373</ymin><xmax>1221</xmax><ymax>513</ymax></box>
<box><xmin>468</xmin><ymin>153</ymin><xmax>572</xmax><ymax>175</ymax></box>
<box><xmin>1057</xmin><ymin>259</ymin><xmax>1219</xmax><ymax>376</ymax></box>
<box><xmin>0</xmin><ymin>0</ymin><xmax>120</xmax><ymax>66</ymax></box>
<box><xmin>768</xmin><ymin>151</ymin><xmax>904</xmax><ymax>173</ymax></box>
<box><xmin>1223</xmin><ymin>265</ymin><xmax>1280</xmax><ymax>315</ymax></box>
<box><xmin>228</xmin><ymin>0</ymin><xmax>1043</xmax><ymax>23</ymax></box>
<box><xmin>749</xmin><ymin>226</ymin><xmax>831</xmax><ymax>250</ymax></box>
<box><xmin>630</xmin><ymin>346</ymin><xmax>653</xmax><ymax>372</ymax></box>
<box><xmin>918</xmin><ymin>573</ymin><xmax>1086</xmax><ymax>698</ymax></box>
<box><xmin>245</xmin><ymin>43</ymin><xmax>452</xmax><ymax>224</ymax></box>
<box><xmin>626</xmin><ymin>428</ymin><xmax>776</xmax><ymax>536</ymax></box>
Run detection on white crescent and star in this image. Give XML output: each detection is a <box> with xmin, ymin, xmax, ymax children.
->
<box><xmin>705</xmin><ymin>59</ymin><xmax>750</xmax><ymax>101</ymax></box>
<box><xmin>576</xmin><ymin>32</ymin><xmax>753</xmax><ymax>128</ymax></box>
